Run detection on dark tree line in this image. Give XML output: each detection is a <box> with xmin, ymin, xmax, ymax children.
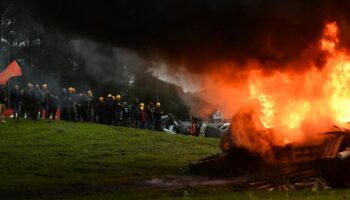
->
<box><xmin>0</xmin><ymin>2</ymin><xmax>190</xmax><ymax>119</ymax></box>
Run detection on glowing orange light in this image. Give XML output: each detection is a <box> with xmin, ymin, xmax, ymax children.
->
<box><xmin>194</xmin><ymin>21</ymin><xmax>350</xmax><ymax>156</ymax></box>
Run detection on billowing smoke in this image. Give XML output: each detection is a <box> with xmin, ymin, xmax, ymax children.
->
<box><xmin>71</xmin><ymin>39</ymin><xmax>144</xmax><ymax>91</ymax></box>
<box><xmin>20</xmin><ymin>0</ymin><xmax>350</xmax><ymax>72</ymax></box>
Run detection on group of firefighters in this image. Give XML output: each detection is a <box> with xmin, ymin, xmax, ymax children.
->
<box><xmin>0</xmin><ymin>83</ymin><xmax>164</xmax><ymax>131</ymax></box>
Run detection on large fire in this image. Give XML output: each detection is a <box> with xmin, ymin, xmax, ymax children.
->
<box><xmin>193</xmin><ymin>21</ymin><xmax>350</xmax><ymax>158</ymax></box>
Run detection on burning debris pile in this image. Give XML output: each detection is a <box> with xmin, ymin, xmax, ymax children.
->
<box><xmin>190</xmin><ymin>21</ymin><xmax>350</xmax><ymax>189</ymax></box>
<box><xmin>190</xmin><ymin>108</ymin><xmax>350</xmax><ymax>189</ymax></box>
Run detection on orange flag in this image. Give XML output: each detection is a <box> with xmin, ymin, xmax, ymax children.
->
<box><xmin>0</xmin><ymin>60</ymin><xmax>22</xmax><ymax>85</ymax></box>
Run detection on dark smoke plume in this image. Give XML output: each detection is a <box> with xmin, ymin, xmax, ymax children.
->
<box><xmin>17</xmin><ymin>0</ymin><xmax>350</xmax><ymax>73</ymax></box>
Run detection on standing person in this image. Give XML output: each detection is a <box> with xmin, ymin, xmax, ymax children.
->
<box><xmin>22</xmin><ymin>83</ymin><xmax>33</xmax><ymax>119</ymax></box>
<box><xmin>66</xmin><ymin>87</ymin><xmax>77</xmax><ymax>121</ymax></box>
<box><xmin>35</xmin><ymin>84</ymin><xmax>44</xmax><ymax>119</ymax></box>
<box><xmin>31</xmin><ymin>84</ymin><xmax>41</xmax><ymax>121</ymax></box>
<box><xmin>190</xmin><ymin>116</ymin><xmax>198</xmax><ymax>136</ymax></box>
<box><xmin>121</xmin><ymin>101</ymin><xmax>130</xmax><ymax>127</ymax></box>
<box><xmin>41</xmin><ymin>84</ymin><xmax>50</xmax><ymax>119</ymax></box>
<box><xmin>114</xmin><ymin>94</ymin><xmax>123</xmax><ymax>125</ymax></box>
<box><xmin>76</xmin><ymin>92</ymin><xmax>87</xmax><ymax>122</ymax></box>
<box><xmin>47</xmin><ymin>94</ymin><xmax>60</xmax><ymax>120</ymax></box>
<box><xmin>11</xmin><ymin>84</ymin><xmax>22</xmax><ymax>122</ymax></box>
<box><xmin>81</xmin><ymin>92</ymin><xmax>89</xmax><ymax>122</ymax></box>
<box><xmin>139</xmin><ymin>104</ymin><xmax>146</xmax><ymax>129</ymax></box>
<box><xmin>59</xmin><ymin>88</ymin><xmax>68</xmax><ymax>121</ymax></box>
<box><xmin>154</xmin><ymin>102</ymin><xmax>163</xmax><ymax>131</ymax></box>
<box><xmin>86</xmin><ymin>90</ymin><xmax>94</xmax><ymax>122</ymax></box>
<box><xmin>145</xmin><ymin>102</ymin><xmax>154</xmax><ymax>130</ymax></box>
<box><xmin>105</xmin><ymin>94</ymin><xmax>115</xmax><ymax>125</ymax></box>
<box><xmin>96</xmin><ymin>96</ymin><xmax>105</xmax><ymax>124</ymax></box>
<box><xmin>0</xmin><ymin>85</ymin><xmax>7</xmax><ymax>123</ymax></box>
<box><xmin>131</xmin><ymin>98</ymin><xmax>140</xmax><ymax>128</ymax></box>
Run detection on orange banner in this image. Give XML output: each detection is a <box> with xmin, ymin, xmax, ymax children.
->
<box><xmin>0</xmin><ymin>60</ymin><xmax>22</xmax><ymax>85</ymax></box>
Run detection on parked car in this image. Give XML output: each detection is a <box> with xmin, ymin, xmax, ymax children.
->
<box><xmin>218</xmin><ymin>122</ymin><xmax>230</xmax><ymax>137</ymax></box>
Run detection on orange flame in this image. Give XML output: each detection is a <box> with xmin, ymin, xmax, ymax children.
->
<box><xmin>188</xmin><ymin>21</ymin><xmax>350</xmax><ymax>158</ymax></box>
<box><xmin>320</xmin><ymin>21</ymin><xmax>339</xmax><ymax>54</ymax></box>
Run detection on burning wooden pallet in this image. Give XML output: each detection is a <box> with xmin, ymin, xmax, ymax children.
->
<box><xmin>190</xmin><ymin>130</ymin><xmax>350</xmax><ymax>189</ymax></box>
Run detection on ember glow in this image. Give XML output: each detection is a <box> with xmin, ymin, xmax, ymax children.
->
<box><xmin>191</xmin><ymin>21</ymin><xmax>350</xmax><ymax>158</ymax></box>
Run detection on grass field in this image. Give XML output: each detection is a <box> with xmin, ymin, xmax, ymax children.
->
<box><xmin>0</xmin><ymin>120</ymin><xmax>349</xmax><ymax>199</ymax></box>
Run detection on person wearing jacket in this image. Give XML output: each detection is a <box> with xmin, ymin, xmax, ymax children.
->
<box><xmin>96</xmin><ymin>96</ymin><xmax>105</xmax><ymax>124</ymax></box>
<box><xmin>22</xmin><ymin>83</ymin><xmax>33</xmax><ymax>119</ymax></box>
<box><xmin>66</xmin><ymin>87</ymin><xmax>77</xmax><ymax>121</ymax></box>
<box><xmin>31</xmin><ymin>84</ymin><xmax>41</xmax><ymax>121</ymax></box>
<box><xmin>131</xmin><ymin>98</ymin><xmax>140</xmax><ymax>128</ymax></box>
<box><xmin>114</xmin><ymin>94</ymin><xmax>123</xmax><ymax>125</ymax></box>
<box><xmin>139</xmin><ymin>105</ymin><xmax>146</xmax><ymax>129</ymax></box>
<box><xmin>121</xmin><ymin>101</ymin><xmax>130</xmax><ymax>127</ymax></box>
<box><xmin>47</xmin><ymin>94</ymin><xmax>60</xmax><ymax>120</ymax></box>
<box><xmin>105</xmin><ymin>94</ymin><xmax>116</xmax><ymax>125</ymax></box>
<box><xmin>154</xmin><ymin>102</ymin><xmax>163</xmax><ymax>131</ymax></box>
<box><xmin>59</xmin><ymin>88</ymin><xmax>68</xmax><ymax>121</ymax></box>
<box><xmin>41</xmin><ymin>84</ymin><xmax>51</xmax><ymax>119</ymax></box>
<box><xmin>11</xmin><ymin>84</ymin><xmax>22</xmax><ymax>122</ymax></box>
<box><xmin>145</xmin><ymin>102</ymin><xmax>154</xmax><ymax>130</ymax></box>
<box><xmin>86</xmin><ymin>90</ymin><xmax>94</xmax><ymax>122</ymax></box>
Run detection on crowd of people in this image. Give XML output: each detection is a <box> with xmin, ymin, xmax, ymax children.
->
<box><xmin>0</xmin><ymin>83</ymin><xmax>164</xmax><ymax>131</ymax></box>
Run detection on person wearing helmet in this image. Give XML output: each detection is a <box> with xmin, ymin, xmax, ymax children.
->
<box><xmin>139</xmin><ymin>105</ymin><xmax>146</xmax><ymax>129</ymax></box>
<box><xmin>42</xmin><ymin>84</ymin><xmax>48</xmax><ymax>90</ymax></box>
<box><xmin>116</xmin><ymin>95</ymin><xmax>121</xmax><ymax>101</ymax></box>
<box><xmin>66</xmin><ymin>87</ymin><xmax>77</xmax><ymax>121</ymax></box>
<box><xmin>105</xmin><ymin>94</ymin><xmax>116</xmax><ymax>125</ymax></box>
<box><xmin>114</xmin><ymin>94</ymin><xmax>123</xmax><ymax>125</ymax></box>
<box><xmin>154</xmin><ymin>102</ymin><xmax>163</xmax><ymax>131</ymax></box>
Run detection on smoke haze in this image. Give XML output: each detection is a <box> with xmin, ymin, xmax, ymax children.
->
<box><xmin>19</xmin><ymin>0</ymin><xmax>350</xmax><ymax>72</ymax></box>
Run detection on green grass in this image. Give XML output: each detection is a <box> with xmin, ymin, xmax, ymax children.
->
<box><xmin>0</xmin><ymin>120</ymin><xmax>349</xmax><ymax>199</ymax></box>
<box><xmin>63</xmin><ymin>188</ymin><xmax>350</xmax><ymax>200</ymax></box>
